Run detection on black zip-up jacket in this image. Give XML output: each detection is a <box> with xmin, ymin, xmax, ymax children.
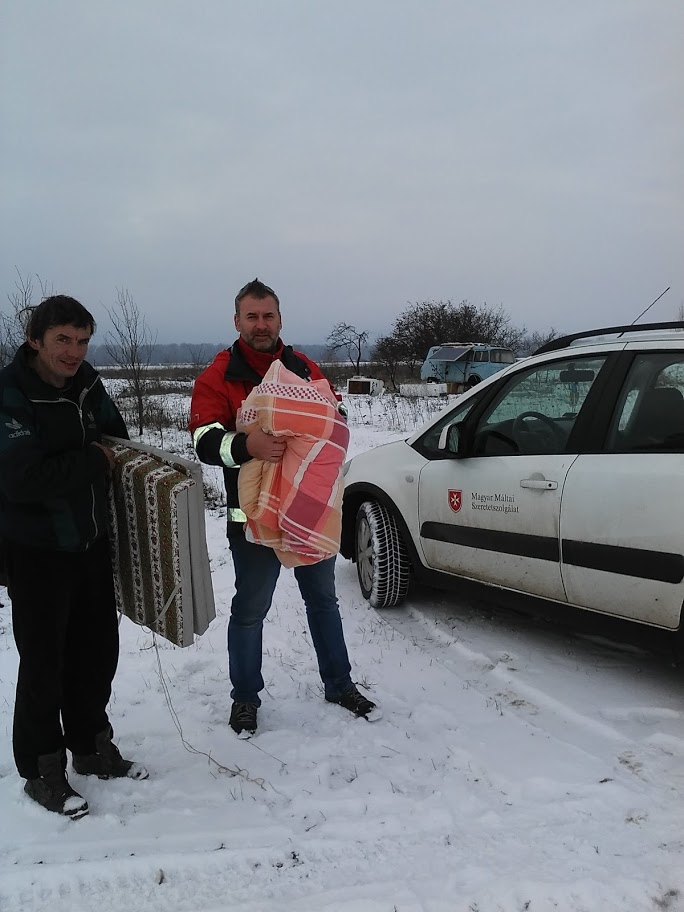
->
<box><xmin>0</xmin><ymin>344</ymin><xmax>128</xmax><ymax>552</ymax></box>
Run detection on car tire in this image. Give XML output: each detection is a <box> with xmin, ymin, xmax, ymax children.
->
<box><xmin>355</xmin><ymin>501</ymin><xmax>410</xmax><ymax>608</ymax></box>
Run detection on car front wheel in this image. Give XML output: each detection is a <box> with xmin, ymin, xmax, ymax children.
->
<box><xmin>355</xmin><ymin>501</ymin><xmax>410</xmax><ymax>608</ymax></box>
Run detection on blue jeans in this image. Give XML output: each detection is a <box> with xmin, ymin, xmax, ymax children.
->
<box><xmin>226</xmin><ymin>526</ymin><xmax>353</xmax><ymax>705</ymax></box>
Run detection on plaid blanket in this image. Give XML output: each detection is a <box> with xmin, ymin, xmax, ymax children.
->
<box><xmin>105</xmin><ymin>437</ymin><xmax>216</xmax><ymax>647</ymax></box>
<box><xmin>237</xmin><ymin>361</ymin><xmax>350</xmax><ymax>567</ymax></box>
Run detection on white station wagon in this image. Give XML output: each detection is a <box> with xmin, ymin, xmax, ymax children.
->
<box><xmin>340</xmin><ymin>322</ymin><xmax>684</xmax><ymax>640</ymax></box>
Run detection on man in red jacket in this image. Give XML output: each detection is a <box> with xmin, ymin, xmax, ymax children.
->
<box><xmin>190</xmin><ymin>279</ymin><xmax>379</xmax><ymax>737</ymax></box>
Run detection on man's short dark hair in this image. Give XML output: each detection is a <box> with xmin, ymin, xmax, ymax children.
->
<box><xmin>26</xmin><ymin>295</ymin><xmax>96</xmax><ymax>343</ymax></box>
<box><xmin>234</xmin><ymin>278</ymin><xmax>280</xmax><ymax>315</ymax></box>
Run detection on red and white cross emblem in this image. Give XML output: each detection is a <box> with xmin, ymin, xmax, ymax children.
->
<box><xmin>448</xmin><ymin>490</ymin><xmax>462</xmax><ymax>513</ymax></box>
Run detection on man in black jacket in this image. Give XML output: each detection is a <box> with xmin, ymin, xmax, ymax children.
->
<box><xmin>0</xmin><ymin>296</ymin><xmax>147</xmax><ymax>820</ymax></box>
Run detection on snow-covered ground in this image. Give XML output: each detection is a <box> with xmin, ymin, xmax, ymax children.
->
<box><xmin>1</xmin><ymin>395</ymin><xmax>683</xmax><ymax>912</ymax></box>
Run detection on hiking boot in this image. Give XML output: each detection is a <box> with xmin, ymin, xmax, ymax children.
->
<box><xmin>72</xmin><ymin>725</ymin><xmax>149</xmax><ymax>780</ymax></box>
<box><xmin>327</xmin><ymin>685</ymin><xmax>382</xmax><ymax>721</ymax></box>
<box><xmin>25</xmin><ymin>749</ymin><xmax>89</xmax><ymax>820</ymax></box>
<box><xmin>229</xmin><ymin>701</ymin><xmax>258</xmax><ymax>738</ymax></box>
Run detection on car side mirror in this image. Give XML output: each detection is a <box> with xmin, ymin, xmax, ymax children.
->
<box><xmin>438</xmin><ymin>421</ymin><xmax>466</xmax><ymax>456</ymax></box>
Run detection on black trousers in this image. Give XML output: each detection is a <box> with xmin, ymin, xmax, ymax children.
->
<box><xmin>8</xmin><ymin>537</ymin><xmax>120</xmax><ymax>779</ymax></box>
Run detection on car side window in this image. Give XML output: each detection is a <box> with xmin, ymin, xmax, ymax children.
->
<box><xmin>471</xmin><ymin>356</ymin><xmax>607</xmax><ymax>456</ymax></box>
<box><xmin>416</xmin><ymin>394</ymin><xmax>482</xmax><ymax>457</ymax></box>
<box><xmin>607</xmin><ymin>353</ymin><xmax>684</xmax><ymax>452</ymax></box>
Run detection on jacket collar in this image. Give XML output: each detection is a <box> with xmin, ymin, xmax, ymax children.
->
<box><xmin>224</xmin><ymin>338</ymin><xmax>311</xmax><ymax>383</ymax></box>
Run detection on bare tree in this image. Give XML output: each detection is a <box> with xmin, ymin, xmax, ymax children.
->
<box><xmin>105</xmin><ymin>288</ymin><xmax>157</xmax><ymax>436</ymax></box>
<box><xmin>184</xmin><ymin>343</ymin><xmax>211</xmax><ymax>377</ymax></box>
<box><xmin>325</xmin><ymin>322</ymin><xmax>369</xmax><ymax>374</ymax></box>
<box><xmin>390</xmin><ymin>299</ymin><xmax>526</xmax><ymax>364</ymax></box>
<box><xmin>372</xmin><ymin>334</ymin><xmax>404</xmax><ymax>391</ymax></box>
<box><xmin>1</xmin><ymin>269</ymin><xmax>52</xmax><ymax>367</ymax></box>
<box><xmin>518</xmin><ymin>328</ymin><xmax>562</xmax><ymax>356</ymax></box>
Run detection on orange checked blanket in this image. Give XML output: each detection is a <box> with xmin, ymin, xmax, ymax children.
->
<box><xmin>237</xmin><ymin>360</ymin><xmax>350</xmax><ymax>567</ymax></box>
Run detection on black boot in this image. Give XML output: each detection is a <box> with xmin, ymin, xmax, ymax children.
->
<box><xmin>24</xmin><ymin>749</ymin><xmax>89</xmax><ymax>819</ymax></box>
<box><xmin>326</xmin><ymin>685</ymin><xmax>382</xmax><ymax>721</ymax></box>
<box><xmin>229</xmin><ymin>701</ymin><xmax>258</xmax><ymax>738</ymax></box>
<box><xmin>72</xmin><ymin>725</ymin><xmax>149</xmax><ymax>780</ymax></box>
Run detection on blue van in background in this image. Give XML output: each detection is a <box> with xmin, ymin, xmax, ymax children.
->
<box><xmin>420</xmin><ymin>342</ymin><xmax>516</xmax><ymax>390</ymax></box>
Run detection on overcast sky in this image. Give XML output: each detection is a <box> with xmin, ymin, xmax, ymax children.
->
<box><xmin>2</xmin><ymin>1</ymin><xmax>683</xmax><ymax>345</ymax></box>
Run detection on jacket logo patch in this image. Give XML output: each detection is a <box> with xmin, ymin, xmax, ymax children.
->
<box><xmin>448</xmin><ymin>490</ymin><xmax>462</xmax><ymax>513</ymax></box>
<box><xmin>6</xmin><ymin>418</ymin><xmax>31</xmax><ymax>439</ymax></box>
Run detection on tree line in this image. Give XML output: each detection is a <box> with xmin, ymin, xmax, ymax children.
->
<box><xmin>2</xmin><ymin>271</ymin><xmax>561</xmax><ymax>413</ymax></box>
<box><xmin>326</xmin><ymin>299</ymin><xmax>559</xmax><ymax>389</ymax></box>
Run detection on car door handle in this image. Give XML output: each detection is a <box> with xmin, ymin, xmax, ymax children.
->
<box><xmin>520</xmin><ymin>477</ymin><xmax>558</xmax><ymax>490</ymax></box>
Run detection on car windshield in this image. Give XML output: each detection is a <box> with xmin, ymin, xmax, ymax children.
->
<box><xmin>429</xmin><ymin>346</ymin><xmax>471</xmax><ymax>362</ymax></box>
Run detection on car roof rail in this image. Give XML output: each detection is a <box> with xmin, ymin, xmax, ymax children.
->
<box><xmin>534</xmin><ymin>320</ymin><xmax>684</xmax><ymax>355</ymax></box>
